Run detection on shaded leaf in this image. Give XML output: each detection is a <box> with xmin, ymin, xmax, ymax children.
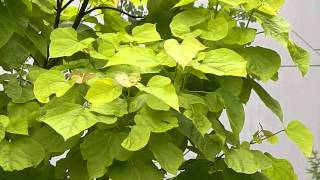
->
<box><xmin>0</xmin><ymin>138</ymin><xmax>45</xmax><ymax>171</ymax></box>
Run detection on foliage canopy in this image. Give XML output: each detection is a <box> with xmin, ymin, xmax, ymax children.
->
<box><xmin>0</xmin><ymin>0</ymin><xmax>314</xmax><ymax>179</ymax></box>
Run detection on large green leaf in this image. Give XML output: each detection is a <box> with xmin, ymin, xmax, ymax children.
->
<box><xmin>184</xmin><ymin>105</ymin><xmax>212</xmax><ymax>136</ymax></box>
<box><xmin>122</xmin><ymin>107</ymin><xmax>178</xmax><ymax>151</ymax></box>
<box><xmin>258</xmin><ymin>0</ymin><xmax>285</xmax><ymax>15</ymax></box>
<box><xmin>0</xmin><ymin>35</ymin><xmax>30</xmax><ymax>70</ymax></box>
<box><xmin>6</xmin><ymin>102</ymin><xmax>40</xmax><ymax>135</ymax></box>
<box><xmin>0</xmin><ymin>115</ymin><xmax>9</xmax><ymax>141</ymax></box>
<box><xmin>131</xmin><ymin>23</ymin><xmax>161</xmax><ymax>43</ymax></box>
<box><xmin>170</xmin><ymin>9</ymin><xmax>210</xmax><ymax>38</ymax></box>
<box><xmin>108</xmin><ymin>153</ymin><xmax>164</xmax><ymax>180</ymax></box>
<box><xmin>4</xmin><ymin>79</ymin><xmax>35</xmax><ymax>103</ymax></box>
<box><xmin>164</xmin><ymin>37</ymin><xmax>206</xmax><ymax>68</ymax></box>
<box><xmin>219</xmin><ymin>90</ymin><xmax>245</xmax><ymax>136</ymax></box>
<box><xmin>34</xmin><ymin>70</ymin><xmax>75</xmax><ymax>103</ymax></box>
<box><xmin>219</xmin><ymin>0</ymin><xmax>246</xmax><ymax>6</ymax></box>
<box><xmin>32</xmin><ymin>125</ymin><xmax>79</xmax><ymax>153</ymax></box>
<box><xmin>285</xmin><ymin>120</ymin><xmax>313</xmax><ymax>157</ymax></box>
<box><xmin>177</xmin><ymin>114</ymin><xmax>224</xmax><ymax>161</ymax></box>
<box><xmin>107</xmin><ymin>47</ymin><xmax>161</xmax><ymax>68</ymax></box>
<box><xmin>49</xmin><ymin>27</ymin><xmax>94</xmax><ymax>58</ymax></box>
<box><xmin>121</xmin><ymin>125</ymin><xmax>151</xmax><ymax>152</ymax></box>
<box><xmin>89</xmin><ymin>98</ymin><xmax>128</xmax><ymax>117</ymax></box>
<box><xmin>129</xmin><ymin>93</ymin><xmax>170</xmax><ymax>112</ymax></box>
<box><xmin>200</xmin><ymin>17</ymin><xmax>229</xmax><ymax>41</ymax></box>
<box><xmin>223</xmin><ymin>28</ymin><xmax>257</xmax><ymax>45</ymax></box>
<box><xmin>130</xmin><ymin>0</ymin><xmax>148</xmax><ymax>6</ymax></box>
<box><xmin>0</xmin><ymin>138</ymin><xmax>45</xmax><ymax>171</ymax></box>
<box><xmin>174</xmin><ymin>0</ymin><xmax>195</xmax><ymax>7</ymax></box>
<box><xmin>256</xmin><ymin>14</ymin><xmax>290</xmax><ymax>47</ymax></box>
<box><xmin>179</xmin><ymin>93</ymin><xmax>206</xmax><ymax>109</ymax></box>
<box><xmin>149</xmin><ymin>135</ymin><xmax>184</xmax><ymax>175</ymax></box>
<box><xmin>244</xmin><ymin>0</ymin><xmax>284</xmax><ymax>15</ymax></box>
<box><xmin>136</xmin><ymin>75</ymin><xmax>179</xmax><ymax>111</ymax></box>
<box><xmin>262</xmin><ymin>154</ymin><xmax>297</xmax><ymax>180</ymax></box>
<box><xmin>39</xmin><ymin>103</ymin><xmax>98</xmax><ymax>140</ymax></box>
<box><xmin>85</xmin><ymin>78</ymin><xmax>122</xmax><ymax>104</ymax></box>
<box><xmin>176</xmin><ymin>159</ymin><xmax>218</xmax><ymax>179</ymax></box>
<box><xmin>241</xmin><ymin>47</ymin><xmax>281</xmax><ymax>82</ymax></box>
<box><xmin>81</xmin><ymin>130</ymin><xmax>132</xmax><ymax>179</ymax></box>
<box><xmin>251</xmin><ymin>80</ymin><xmax>283</xmax><ymax>121</ymax></box>
<box><xmin>287</xmin><ymin>40</ymin><xmax>310</xmax><ymax>76</ymax></box>
<box><xmin>0</xmin><ymin>163</ymin><xmax>55</xmax><ymax>180</ymax></box>
<box><xmin>225</xmin><ymin>149</ymin><xmax>272</xmax><ymax>174</ymax></box>
<box><xmin>191</xmin><ymin>48</ymin><xmax>247</xmax><ymax>77</ymax></box>
<box><xmin>55</xmin><ymin>148</ymin><xmax>89</xmax><ymax>180</ymax></box>
<box><xmin>134</xmin><ymin>107</ymin><xmax>179</xmax><ymax>133</ymax></box>
<box><xmin>0</xmin><ymin>7</ymin><xmax>15</xmax><ymax>48</ymax></box>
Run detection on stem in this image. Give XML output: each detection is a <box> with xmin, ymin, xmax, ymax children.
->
<box><xmin>46</xmin><ymin>0</ymin><xmax>74</xmax><ymax>68</ymax></box>
<box><xmin>189</xmin><ymin>90</ymin><xmax>210</xmax><ymax>94</ymax></box>
<box><xmin>246</xmin><ymin>9</ymin><xmax>254</xmax><ymax>28</ymax></box>
<box><xmin>85</xmin><ymin>6</ymin><xmax>145</xmax><ymax>19</ymax></box>
<box><xmin>53</xmin><ymin>0</ymin><xmax>63</xmax><ymax>29</ymax></box>
<box><xmin>214</xmin><ymin>1</ymin><xmax>220</xmax><ymax>18</ymax></box>
<box><xmin>61</xmin><ymin>0</ymin><xmax>74</xmax><ymax>11</ymax></box>
<box><xmin>250</xmin><ymin>129</ymin><xmax>285</xmax><ymax>145</ymax></box>
<box><xmin>72</xmin><ymin>0</ymin><xmax>90</xmax><ymax>29</ymax></box>
<box><xmin>256</xmin><ymin>31</ymin><xmax>264</xmax><ymax>35</ymax></box>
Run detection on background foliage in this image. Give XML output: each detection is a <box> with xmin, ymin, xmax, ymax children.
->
<box><xmin>0</xmin><ymin>0</ymin><xmax>314</xmax><ymax>179</ymax></box>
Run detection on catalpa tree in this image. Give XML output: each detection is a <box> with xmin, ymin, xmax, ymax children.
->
<box><xmin>0</xmin><ymin>0</ymin><xmax>314</xmax><ymax>179</ymax></box>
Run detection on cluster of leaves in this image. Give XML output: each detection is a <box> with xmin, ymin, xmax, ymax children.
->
<box><xmin>307</xmin><ymin>151</ymin><xmax>320</xmax><ymax>180</ymax></box>
<box><xmin>0</xmin><ymin>0</ymin><xmax>315</xmax><ymax>179</ymax></box>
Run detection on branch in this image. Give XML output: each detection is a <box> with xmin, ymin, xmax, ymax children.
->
<box><xmin>61</xmin><ymin>0</ymin><xmax>74</xmax><ymax>11</ymax></box>
<box><xmin>53</xmin><ymin>0</ymin><xmax>63</xmax><ymax>29</ymax></box>
<box><xmin>72</xmin><ymin>0</ymin><xmax>90</xmax><ymax>29</ymax></box>
<box><xmin>214</xmin><ymin>1</ymin><xmax>220</xmax><ymax>18</ymax></box>
<box><xmin>246</xmin><ymin>9</ymin><xmax>254</xmax><ymax>28</ymax></box>
<box><xmin>85</xmin><ymin>6</ymin><xmax>145</xmax><ymax>19</ymax></box>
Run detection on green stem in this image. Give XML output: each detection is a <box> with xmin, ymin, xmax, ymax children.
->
<box><xmin>214</xmin><ymin>1</ymin><xmax>220</xmax><ymax>18</ymax></box>
<box><xmin>246</xmin><ymin>9</ymin><xmax>254</xmax><ymax>28</ymax></box>
<box><xmin>189</xmin><ymin>90</ymin><xmax>210</xmax><ymax>94</ymax></box>
<box><xmin>250</xmin><ymin>129</ymin><xmax>285</xmax><ymax>145</ymax></box>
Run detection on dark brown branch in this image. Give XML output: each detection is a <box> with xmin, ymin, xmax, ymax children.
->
<box><xmin>72</xmin><ymin>0</ymin><xmax>90</xmax><ymax>29</ymax></box>
<box><xmin>61</xmin><ymin>0</ymin><xmax>74</xmax><ymax>11</ymax></box>
<box><xmin>53</xmin><ymin>0</ymin><xmax>63</xmax><ymax>29</ymax></box>
<box><xmin>85</xmin><ymin>6</ymin><xmax>145</xmax><ymax>19</ymax></box>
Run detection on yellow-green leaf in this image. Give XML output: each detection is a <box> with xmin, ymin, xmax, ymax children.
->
<box><xmin>287</xmin><ymin>40</ymin><xmax>310</xmax><ymax>76</ymax></box>
<box><xmin>191</xmin><ymin>48</ymin><xmax>247</xmax><ymax>77</ymax></box>
<box><xmin>34</xmin><ymin>70</ymin><xmax>74</xmax><ymax>103</ymax></box>
<box><xmin>164</xmin><ymin>37</ymin><xmax>206</xmax><ymax>68</ymax></box>
<box><xmin>132</xmin><ymin>23</ymin><xmax>161</xmax><ymax>43</ymax></box>
<box><xmin>136</xmin><ymin>75</ymin><xmax>179</xmax><ymax>111</ymax></box>
<box><xmin>285</xmin><ymin>120</ymin><xmax>313</xmax><ymax>157</ymax></box>
<box><xmin>85</xmin><ymin>78</ymin><xmax>122</xmax><ymax>104</ymax></box>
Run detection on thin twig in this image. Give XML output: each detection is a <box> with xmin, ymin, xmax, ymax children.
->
<box><xmin>250</xmin><ymin>129</ymin><xmax>285</xmax><ymax>145</ymax></box>
<box><xmin>246</xmin><ymin>9</ymin><xmax>254</xmax><ymax>28</ymax></box>
<box><xmin>256</xmin><ymin>31</ymin><xmax>264</xmax><ymax>35</ymax></box>
<box><xmin>292</xmin><ymin>30</ymin><xmax>320</xmax><ymax>56</ymax></box>
<box><xmin>61</xmin><ymin>0</ymin><xmax>74</xmax><ymax>11</ymax></box>
<box><xmin>85</xmin><ymin>6</ymin><xmax>145</xmax><ymax>19</ymax></box>
<box><xmin>214</xmin><ymin>1</ymin><xmax>220</xmax><ymax>18</ymax></box>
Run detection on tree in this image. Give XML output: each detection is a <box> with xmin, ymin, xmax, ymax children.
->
<box><xmin>0</xmin><ymin>0</ymin><xmax>314</xmax><ymax>179</ymax></box>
